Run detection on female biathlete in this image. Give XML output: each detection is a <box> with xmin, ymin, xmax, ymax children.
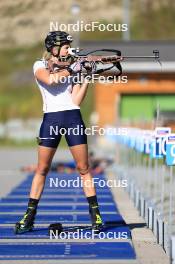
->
<box><xmin>15</xmin><ymin>31</ymin><xmax>103</xmax><ymax>234</ymax></box>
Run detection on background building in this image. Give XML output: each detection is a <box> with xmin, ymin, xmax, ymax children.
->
<box><xmin>81</xmin><ymin>40</ymin><xmax>175</xmax><ymax>129</ymax></box>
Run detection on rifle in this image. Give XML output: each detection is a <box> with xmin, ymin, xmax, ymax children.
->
<box><xmin>47</xmin><ymin>48</ymin><xmax>160</xmax><ymax>77</ymax></box>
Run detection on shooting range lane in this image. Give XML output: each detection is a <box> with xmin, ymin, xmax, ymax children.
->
<box><xmin>0</xmin><ymin>170</ymin><xmax>136</xmax><ymax>261</ymax></box>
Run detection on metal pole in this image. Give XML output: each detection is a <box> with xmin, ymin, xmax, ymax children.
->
<box><xmin>71</xmin><ymin>3</ymin><xmax>80</xmax><ymax>47</ymax></box>
<box><xmin>160</xmin><ymin>164</ymin><xmax>165</xmax><ymax>217</ymax></box>
<box><xmin>169</xmin><ymin>166</ymin><xmax>173</xmax><ymax>236</ymax></box>
<box><xmin>122</xmin><ymin>0</ymin><xmax>130</xmax><ymax>41</ymax></box>
<box><xmin>153</xmin><ymin>159</ymin><xmax>158</xmax><ymax>204</ymax></box>
<box><xmin>147</xmin><ymin>155</ymin><xmax>152</xmax><ymax>199</ymax></box>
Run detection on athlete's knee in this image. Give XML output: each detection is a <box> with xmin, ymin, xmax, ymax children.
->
<box><xmin>76</xmin><ymin>162</ymin><xmax>89</xmax><ymax>175</ymax></box>
<box><xmin>36</xmin><ymin>164</ymin><xmax>50</xmax><ymax>176</ymax></box>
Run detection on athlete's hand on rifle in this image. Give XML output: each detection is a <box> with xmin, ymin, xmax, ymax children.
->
<box><xmin>47</xmin><ymin>57</ymin><xmax>61</xmax><ymax>73</ymax></box>
<box><xmin>69</xmin><ymin>61</ymin><xmax>82</xmax><ymax>74</ymax></box>
<box><xmin>82</xmin><ymin>61</ymin><xmax>97</xmax><ymax>74</ymax></box>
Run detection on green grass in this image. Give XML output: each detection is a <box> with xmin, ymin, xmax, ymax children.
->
<box><xmin>0</xmin><ymin>138</ymin><xmax>36</xmax><ymax>148</ymax></box>
<box><xmin>80</xmin><ymin>19</ymin><xmax>122</xmax><ymax>41</ymax></box>
<box><xmin>131</xmin><ymin>4</ymin><xmax>175</xmax><ymax>40</ymax></box>
<box><xmin>0</xmin><ymin>137</ymin><xmax>69</xmax><ymax>148</ymax></box>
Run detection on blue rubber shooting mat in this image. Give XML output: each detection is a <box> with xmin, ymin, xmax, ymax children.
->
<box><xmin>0</xmin><ymin>170</ymin><xmax>136</xmax><ymax>261</ymax></box>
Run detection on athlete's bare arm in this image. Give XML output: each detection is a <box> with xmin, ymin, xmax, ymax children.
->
<box><xmin>35</xmin><ymin>68</ymin><xmax>70</xmax><ymax>86</ymax></box>
<box><xmin>71</xmin><ymin>79</ymin><xmax>89</xmax><ymax>106</ymax></box>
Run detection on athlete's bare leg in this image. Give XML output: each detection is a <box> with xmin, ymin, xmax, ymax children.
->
<box><xmin>30</xmin><ymin>146</ymin><xmax>57</xmax><ymax>199</ymax></box>
<box><xmin>69</xmin><ymin>144</ymin><xmax>96</xmax><ymax>197</ymax></box>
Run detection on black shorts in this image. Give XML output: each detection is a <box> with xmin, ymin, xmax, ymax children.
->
<box><xmin>37</xmin><ymin>109</ymin><xmax>87</xmax><ymax>148</ymax></box>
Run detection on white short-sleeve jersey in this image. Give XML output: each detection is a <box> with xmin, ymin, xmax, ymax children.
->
<box><xmin>33</xmin><ymin>60</ymin><xmax>80</xmax><ymax>113</ymax></box>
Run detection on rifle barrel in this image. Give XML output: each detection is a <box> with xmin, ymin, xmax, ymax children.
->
<box><xmin>123</xmin><ymin>56</ymin><xmax>158</xmax><ymax>59</ymax></box>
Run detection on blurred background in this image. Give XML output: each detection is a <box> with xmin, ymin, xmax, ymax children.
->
<box><xmin>0</xmin><ymin>0</ymin><xmax>175</xmax><ymax>254</ymax></box>
<box><xmin>0</xmin><ymin>0</ymin><xmax>175</xmax><ymax>147</ymax></box>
